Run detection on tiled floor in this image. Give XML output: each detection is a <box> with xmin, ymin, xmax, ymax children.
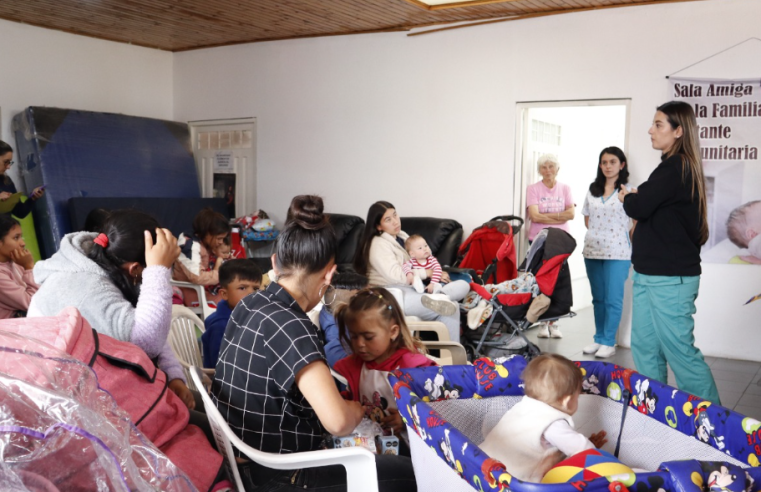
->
<box><xmin>523</xmin><ymin>307</ymin><xmax>761</xmax><ymax>419</ymax></box>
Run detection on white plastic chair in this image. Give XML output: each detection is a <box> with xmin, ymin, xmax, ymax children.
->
<box><xmin>407</xmin><ymin>320</ymin><xmax>451</xmax><ymax>342</ymax></box>
<box><xmin>170</xmin><ymin>280</ymin><xmax>216</xmax><ymax>320</ymax></box>
<box><xmin>169</xmin><ymin>305</ymin><xmax>215</xmax><ymax>391</ymax></box>
<box><xmin>422</xmin><ymin>340</ymin><xmax>469</xmax><ymax>366</ymax></box>
<box><xmin>189</xmin><ymin>368</ymin><xmax>379</xmax><ymax>492</ymax></box>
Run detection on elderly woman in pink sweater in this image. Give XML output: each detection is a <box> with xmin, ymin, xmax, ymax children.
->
<box><xmin>0</xmin><ymin>214</ymin><xmax>38</xmax><ymax>319</ymax></box>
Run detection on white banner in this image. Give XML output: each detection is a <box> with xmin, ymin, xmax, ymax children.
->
<box><xmin>670</xmin><ymin>77</ymin><xmax>761</xmax><ymax>265</ymax></box>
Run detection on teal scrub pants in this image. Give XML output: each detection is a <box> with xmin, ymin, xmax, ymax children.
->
<box><xmin>631</xmin><ymin>272</ymin><xmax>721</xmax><ymax>404</ymax></box>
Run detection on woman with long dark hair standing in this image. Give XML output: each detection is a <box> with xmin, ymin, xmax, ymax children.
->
<box><xmin>620</xmin><ymin>101</ymin><xmax>719</xmax><ymax>404</ymax></box>
<box><xmin>581</xmin><ymin>147</ymin><xmax>633</xmax><ymax>359</ymax></box>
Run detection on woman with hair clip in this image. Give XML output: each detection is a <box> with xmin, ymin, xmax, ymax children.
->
<box><xmin>27</xmin><ymin>210</ymin><xmax>194</xmax><ymax>407</ymax></box>
<box><xmin>354</xmin><ymin>201</ymin><xmax>469</xmax><ymax>343</ymax></box>
<box><xmin>0</xmin><ymin>140</ymin><xmax>45</xmax><ymax>219</ymax></box>
<box><xmin>620</xmin><ymin>101</ymin><xmax>720</xmax><ymax>404</ymax></box>
<box><xmin>213</xmin><ymin>195</ymin><xmax>416</xmax><ymax>492</ymax></box>
<box><xmin>581</xmin><ymin>146</ymin><xmax>634</xmax><ymax>359</ymax></box>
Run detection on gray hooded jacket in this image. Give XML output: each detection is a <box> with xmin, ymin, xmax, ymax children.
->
<box><xmin>29</xmin><ymin>232</ymin><xmax>184</xmax><ymax>382</ymax></box>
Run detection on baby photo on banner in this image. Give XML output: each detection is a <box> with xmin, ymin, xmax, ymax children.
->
<box><xmin>670</xmin><ymin>77</ymin><xmax>761</xmax><ymax>265</ymax></box>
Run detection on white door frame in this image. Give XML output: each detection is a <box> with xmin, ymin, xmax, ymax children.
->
<box><xmin>512</xmin><ymin>99</ymin><xmax>632</xmax><ymax>260</ymax></box>
<box><xmin>189</xmin><ymin>117</ymin><xmax>257</xmax><ymax>217</ymax></box>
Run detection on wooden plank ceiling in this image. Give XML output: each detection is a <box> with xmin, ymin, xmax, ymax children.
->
<box><xmin>0</xmin><ymin>0</ymin><xmax>700</xmax><ymax>52</ymax></box>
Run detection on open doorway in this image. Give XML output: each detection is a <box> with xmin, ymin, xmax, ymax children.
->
<box><xmin>513</xmin><ymin>100</ymin><xmax>630</xmax><ymax>310</ymax></box>
<box><xmin>189</xmin><ymin>118</ymin><xmax>257</xmax><ymax>218</ymax></box>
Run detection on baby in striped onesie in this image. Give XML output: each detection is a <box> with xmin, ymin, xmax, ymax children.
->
<box><xmin>403</xmin><ymin>235</ymin><xmax>445</xmax><ymax>294</ymax></box>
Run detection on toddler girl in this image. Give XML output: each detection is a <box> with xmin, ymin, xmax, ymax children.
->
<box><xmin>334</xmin><ymin>287</ymin><xmax>437</xmax><ymax>438</ymax></box>
<box><xmin>480</xmin><ymin>354</ymin><xmax>608</xmax><ymax>482</ymax></box>
<box><xmin>0</xmin><ymin>214</ymin><xmax>38</xmax><ymax>318</ymax></box>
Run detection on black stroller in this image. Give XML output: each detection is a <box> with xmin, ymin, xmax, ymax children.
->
<box><xmin>461</xmin><ymin>227</ymin><xmax>577</xmax><ymax>361</ymax></box>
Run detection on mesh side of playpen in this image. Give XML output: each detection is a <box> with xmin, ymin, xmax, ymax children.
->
<box><xmin>410</xmin><ymin>394</ymin><xmax>745</xmax><ymax>492</ymax></box>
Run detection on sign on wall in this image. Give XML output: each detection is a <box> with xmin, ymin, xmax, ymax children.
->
<box><xmin>670</xmin><ymin>77</ymin><xmax>761</xmax><ymax>265</ymax></box>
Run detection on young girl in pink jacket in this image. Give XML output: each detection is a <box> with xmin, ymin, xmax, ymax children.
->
<box><xmin>0</xmin><ymin>214</ymin><xmax>38</xmax><ymax>318</ymax></box>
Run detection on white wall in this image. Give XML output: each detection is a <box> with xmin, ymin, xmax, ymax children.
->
<box><xmin>0</xmin><ymin>18</ymin><xmax>173</xmax><ymax>190</ymax></box>
<box><xmin>174</xmin><ymin>0</ymin><xmax>761</xmax><ymax>359</ymax></box>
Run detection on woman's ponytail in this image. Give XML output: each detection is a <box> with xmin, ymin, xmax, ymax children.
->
<box><xmin>89</xmin><ymin>240</ymin><xmax>140</xmax><ymax>306</ymax></box>
<box><xmin>86</xmin><ymin>210</ymin><xmax>160</xmax><ymax>307</ymax></box>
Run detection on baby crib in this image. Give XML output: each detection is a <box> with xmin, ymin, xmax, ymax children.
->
<box><xmin>389</xmin><ymin>356</ymin><xmax>761</xmax><ymax>492</ymax></box>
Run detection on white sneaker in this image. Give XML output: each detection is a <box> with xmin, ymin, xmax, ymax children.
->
<box><xmin>421</xmin><ymin>294</ymin><xmax>458</xmax><ymax>317</ymax></box>
<box><xmin>467</xmin><ymin>300</ymin><xmax>488</xmax><ymax>329</ymax></box>
<box><xmin>595</xmin><ymin>345</ymin><xmax>616</xmax><ymax>358</ymax></box>
<box><xmin>548</xmin><ymin>323</ymin><xmax>562</xmax><ymax>338</ymax></box>
<box><xmin>536</xmin><ymin>323</ymin><xmax>550</xmax><ymax>338</ymax></box>
<box><xmin>583</xmin><ymin>343</ymin><xmax>601</xmax><ymax>354</ymax></box>
<box><xmin>412</xmin><ymin>276</ymin><xmax>425</xmax><ymax>294</ymax></box>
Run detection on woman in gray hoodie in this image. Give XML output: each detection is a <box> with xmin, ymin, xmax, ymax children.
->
<box><xmin>28</xmin><ymin>210</ymin><xmax>194</xmax><ymax>408</ymax></box>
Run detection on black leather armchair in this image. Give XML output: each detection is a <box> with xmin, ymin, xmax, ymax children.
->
<box><xmin>400</xmin><ymin>217</ymin><xmax>463</xmax><ymax>267</ymax></box>
<box><xmin>327</xmin><ymin>213</ymin><xmax>365</xmax><ymax>272</ymax></box>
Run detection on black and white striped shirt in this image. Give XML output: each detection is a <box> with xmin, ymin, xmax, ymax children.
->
<box><xmin>212</xmin><ymin>282</ymin><xmax>326</xmax><ymax>454</ymax></box>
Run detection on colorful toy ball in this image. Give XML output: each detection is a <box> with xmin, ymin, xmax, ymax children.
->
<box><xmin>542</xmin><ymin>448</ymin><xmax>636</xmax><ymax>485</ymax></box>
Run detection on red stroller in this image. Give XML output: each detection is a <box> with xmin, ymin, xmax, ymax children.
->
<box><xmin>454</xmin><ymin>216</ymin><xmax>523</xmax><ymax>285</ymax></box>
<box><xmin>461</xmin><ymin>227</ymin><xmax>577</xmax><ymax>360</ymax></box>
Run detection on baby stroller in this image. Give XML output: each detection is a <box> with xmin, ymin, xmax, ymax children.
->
<box><xmin>454</xmin><ymin>216</ymin><xmax>523</xmax><ymax>285</ymax></box>
<box><xmin>461</xmin><ymin>227</ymin><xmax>576</xmax><ymax>360</ymax></box>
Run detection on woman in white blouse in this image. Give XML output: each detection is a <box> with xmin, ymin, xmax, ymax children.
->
<box><xmin>581</xmin><ymin>147</ymin><xmax>635</xmax><ymax>359</ymax></box>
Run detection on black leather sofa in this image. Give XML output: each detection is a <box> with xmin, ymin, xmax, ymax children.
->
<box><xmin>327</xmin><ymin>213</ymin><xmax>366</xmax><ymax>272</ymax></box>
<box><xmin>401</xmin><ymin>217</ymin><xmax>464</xmax><ymax>267</ymax></box>
<box><xmin>326</xmin><ymin>213</ymin><xmax>465</xmax><ymax>273</ymax></box>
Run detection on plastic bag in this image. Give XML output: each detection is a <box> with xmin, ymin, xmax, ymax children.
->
<box><xmin>331</xmin><ymin>418</ymin><xmax>383</xmax><ymax>454</ymax></box>
<box><xmin>0</xmin><ymin>330</ymin><xmax>197</xmax><ymax>492</ymax></box>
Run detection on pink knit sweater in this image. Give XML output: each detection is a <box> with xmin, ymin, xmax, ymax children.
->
<box><xmin>0</xmin><ymin>261</ymin><xmax>39</xmax><ymax>319</ymax></box>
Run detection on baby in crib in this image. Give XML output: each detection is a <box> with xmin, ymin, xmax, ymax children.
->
<box><xmin>479</xmin><ymin>354</ymin><xmax>608</xmax><ymax>482</ymax></box>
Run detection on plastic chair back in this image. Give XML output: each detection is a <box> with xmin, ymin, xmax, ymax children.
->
<box><xmin>171</xmin><ymin>280</ymin><xmax>216</xmax><ymax>320</ymax></box>
<box><xmin>189</xmin><ymin>368</ymin><xmax>380</xmax><ymax>492</ymax></box>
<box><xmin>170</xmin><ymin>305</ymin><xmax>207</xmax><ymax>390</ymax></box>
<box><xmin>190</xmin><ymin>368</ymin><xmax>246</xmax><ymax>490</ymax></box>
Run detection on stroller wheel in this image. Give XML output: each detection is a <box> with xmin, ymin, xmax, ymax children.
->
<box><xmin>525</xmin><ymin>341</ymin><xmax>542</xmax><ymax>360</ymax></box>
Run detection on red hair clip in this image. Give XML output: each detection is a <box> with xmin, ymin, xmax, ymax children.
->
<box><xmin>93</xmin><ymin>233</ymin><xmax>109</xmax><ymax>248</ymax></box>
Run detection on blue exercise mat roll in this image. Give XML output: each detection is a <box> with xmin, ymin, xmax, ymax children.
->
<box><xmin>13</xmin><ymin>107</ymin><xmax>200</xmax><ymax>258</ymax></box>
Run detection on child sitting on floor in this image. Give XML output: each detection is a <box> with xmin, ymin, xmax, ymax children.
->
<box><xmin>202</xmin><ymin>259</ymin><xmax>261</xmax><ymax>368</ymax></box>
<box><xmin>0</xmin><ymin>214</ymin><xmax>38</xmax><ymax>319</ymax></box>
<box><xmin>480</xmin><ymin>354</ymin><xmax>608</xmax><ymax>482</ymax></box>
<box><xmin>334</xmin><ymin>287</ymin><xmax>437</xmax><ymax>444</ymax></box>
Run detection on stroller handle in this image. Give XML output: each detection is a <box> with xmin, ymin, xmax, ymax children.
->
<box><xmin>488</xmin><ymin>215</ymin><xmax>524</xmax><ymax>234</ymax></box>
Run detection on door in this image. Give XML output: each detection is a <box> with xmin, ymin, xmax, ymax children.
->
<box><xmin>513</xmin><ymin>101</ymin><xmax>630</xmax><ymax>310</ymax></box>
<box><xmin>190</xmin><ymin>118</ymin><xmax>257</xmax><ymax>218</ymax></box>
